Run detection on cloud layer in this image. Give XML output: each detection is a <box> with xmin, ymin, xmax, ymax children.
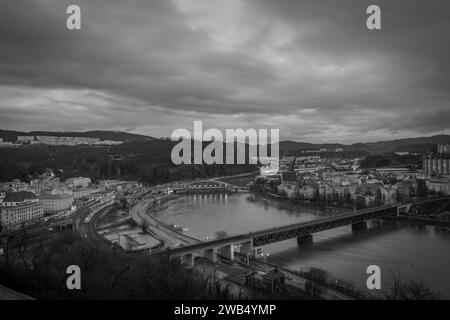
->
<box><xmin>0</xmin><ymin>0</ymin><xmax>449</xmax><ymax>143</ymax></box>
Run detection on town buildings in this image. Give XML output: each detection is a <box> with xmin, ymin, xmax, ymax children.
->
<box><xmin>0</xmin><ymin>138</ymin><xmax>13</xmax><ymax>147</ymax></box>
<box><xmin>0</xmin><ymin>191</ymin><xmax>44</xmax><ymax>230</ymax></box>
<box><xmin>277</xmin><ymin>183</ymin><xmax>297</xmax><ymax>199</ymax></box>
<box><xmin>438</xmin><ymin>144</ymin><xmax>450</xmax><ymax>154</ymax></box>
<box><xmin>72</xmin><ymin>186</ymin><xmax>103</xmax><ymax>199</ymax></box>
<box><xmin>0</xmin><ymin>171</ymin><xmax>113</xmax><ymax>231</ymax></box>
<box><xmin>255</xmin><ymin>153</ymin><xmax>430</xmax><ymax>207</ymax></box>
<box><xmin>381</xmin><ymin>186</ymin><xmax>397</xmax><ymax>205</ymax></box>
<box><xmin>426</xmin><ymin>176</ymin><xmax>450</xmax><ymax>195</ymax></box>
<box><xmin>65</xmin><ymin>177</ymin><xmax>91</xmax><ymax>188</ymax></box>
<box><xmin>423</xmin><ymin>154</ymin><xmax>450</xmax><ymax>176</ymax></box>
<box><xmin>1</xmin><ymin>135</ymin><xmax>123</xmax><ymax>147</ymax></box>
<box><xmin>423</xmin><ymin>144</ymin><xmax>450</xmax><ymax>176</ymax></box>
<box><xmin>98</xmin><ymin>180</ymin><xmax>141</xmax><ymax>191</ymax></box>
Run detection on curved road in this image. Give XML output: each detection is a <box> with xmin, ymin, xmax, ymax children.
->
<box><xmin>129</xmin><ymin>196</ymin><xmax>201</xmax><ymax>252</ymax></box>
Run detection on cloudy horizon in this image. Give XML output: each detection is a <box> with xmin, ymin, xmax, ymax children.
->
<box><xmin>1</xmin><ymin>0</ymin><xmax>449</xmax><ymax>144</ymax></box>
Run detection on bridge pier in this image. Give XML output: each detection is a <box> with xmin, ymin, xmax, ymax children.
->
<box><xmin>204</xmin><ymin>249</ymin><xmax>218</xmax><ymax>263</ymax></box>
<box><xmin>182</xmin><ymin>254</ymin><xmax>195</xmax><ymax>267</ymax></box>
<box><xmin>352</xmin><ymin>221</ymin><xmax>367</xmax><ymax>231</ymax></box>
<box><xmin>240</xmin><ymin>241</ymin><xmax>253</xmax><ymax>254</ymax></box>
<box><xmin>219</xmin><ymin>244</ymin><xmax>234</xmax><ymax>261</ymax></box>
<box><xmin>397</xmin><ymin>203</ymin><xmax>412</xmax><ymax>216</ymax></box>
<box><xmin>297</xmin><ymin>234</ymin><xmax>313</xmax><ymax>246</ymax></box>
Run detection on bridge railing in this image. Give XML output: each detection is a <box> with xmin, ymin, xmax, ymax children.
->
<box><xmin>248</xmin><ymin>204</ymin><xmax>398</xmax><ymax>237</ymax></box>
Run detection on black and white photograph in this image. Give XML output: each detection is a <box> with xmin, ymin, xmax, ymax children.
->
<box><xmin>1</xmin><ymin>0</ymin><xmax>450</xmax><ymax>310</ymax></box>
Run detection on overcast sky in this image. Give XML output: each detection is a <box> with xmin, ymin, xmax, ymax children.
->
<box><xmin>0</xmin><ymin>0</ymin><xmax>449</xmax><ymax>143</ymax></box>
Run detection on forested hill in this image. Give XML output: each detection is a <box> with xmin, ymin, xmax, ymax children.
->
<box><xmin>279</xmin><ymin>134</ymin><xmax>450</xmax><ymax>154</ymax></box>
<box><xmin>0</xmin><ymin>129</ymin><xmax>154</xmax><ymax>142</ymax></box>
<box><xmin>0</xmin><ymin>140</ymin><xmax>257</xmax><ymax>184</ymax></box>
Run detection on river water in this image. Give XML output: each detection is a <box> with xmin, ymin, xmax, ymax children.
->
<box><xmin>151</xmin><ymin>193</ymin><xmax>450</xmax><ymax>298</ymax></box>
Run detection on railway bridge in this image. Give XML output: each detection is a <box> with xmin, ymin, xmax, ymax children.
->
<box><xmin>167</xmin><ymin>203</ymin><xmax>412</xmax><ymax>266</ymax></box>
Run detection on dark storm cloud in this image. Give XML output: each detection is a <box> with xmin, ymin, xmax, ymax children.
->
<box><xmin>0</xmin><ymin>0</ymin><xmax>449</xmax><ymax>142</ymax></box>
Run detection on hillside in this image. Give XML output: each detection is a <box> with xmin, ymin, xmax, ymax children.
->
<box><xmin>279</xmin><ymin>134</ymin><xmax>450</xmax><ymax>154</ymax></box>
<box><xmin>0</xmin><ymin>129</ymin><xmax>154</xmax><ymax>142</ymax></box>
<box><xmin>0</xmin><ymin>139</ymin><xmax>257</xmax><ymax>184</ymax></box>
<box><xmin>361</xmin><ymin>135</ymin><xmax>450</xmax><ymax>153</ymax></box>
<box><xmin>279</xmin><ymin>141</ymin><xmax>349</xmax><ymax>153</ymax></box>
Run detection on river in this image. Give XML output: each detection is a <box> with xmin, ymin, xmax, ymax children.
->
<box><xmin>151</xmin><ymin>192</ymin><xmax>450</xmax><ymax>298</ymax></box>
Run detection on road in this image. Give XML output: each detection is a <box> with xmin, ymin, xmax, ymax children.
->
<box><xmin>129</xmin><ymin>195</ymin><xmax>201</xmax><ymax>252</ymax></box>
<box><xmin>77</xmin><ymin>204</ymin><xmax>114</xmax><ymax>241</ymax></box>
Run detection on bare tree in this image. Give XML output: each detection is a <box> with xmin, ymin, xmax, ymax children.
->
<box><xmin>304</xmin><ymin>267</ymin><xmax>328</xmax><ymax>299</ymax></box>
<box><xmin>383</xmin><ymin>270</ymin><xmax>440</xmax><ymax>300</ymax></box>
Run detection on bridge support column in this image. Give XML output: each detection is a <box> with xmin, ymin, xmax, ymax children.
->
<box><xmin>240</xmin><ymin>241</ymin><xmax>253</xmax><ymax>254</ymax></box>
<box><xmin>219</xmin><ymin>244</ymin><xmax>234</xmax><ymax>261</ymax></box>
<box><xmin>204</xmin><ymin>249</ymin><xmax>218</xmax><ymax>263</ymax></box>
<box><xmin>297</xmin><ymin>234</ymin><xmax>313</xmax><ymax>246</ymax></box>
<box><xmin>352</xmin><ymin>221</ymin><xmax>367</xmax><ymax>231</ymax></box>
<box><xmin>397</xmin><ymin>203</ymin><xmax>412</xmax><ymax>216</ymax></box>
<box><xmin>182</xmin><ymin>254</ymin><xmax>195</xmax><ymax>267</ymax></box>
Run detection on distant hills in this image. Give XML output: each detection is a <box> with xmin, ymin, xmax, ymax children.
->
<box><xmin>0</xmin><ymin>130</ymin><xmax>154</xmax><ymax>142</ymax></box>
<box><xmin>1</xmin><ymin>129</ymin><xmax>449</xmax><ymax>155</ymax></box>
<box><xmin>279</xmin><ymin>141</ymin><xmax>346</xmax><ymax>152</ymax></box>
<box><xmin>1</xmin><ymin>130</ymin><xmax>449</xmax><ymax>183</ymax></box>
<box><xmin>279</xmin><ymin>135</ymin><xmax>450</xmax><ymax>154</ymax></box>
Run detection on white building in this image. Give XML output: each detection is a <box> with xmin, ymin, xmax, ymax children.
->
<box><xmin>32</xmin><ymin>135</ymin><xmax>122</xmax><ymax>146</ymax></box>
<box><xmin>297</xmin><ymin>185</ymin><xmax>316</xmax><ymax>200</ymax></box>
<box><xmin>277</xmin><ymin>183</ymin><xmax>297</xmax><ymax>199</ymax></box>
<box><xmin>65</xmin><ymin>177</ymin><xmax>91</xmax><ymax>188</ymax></box>
<box><xmin>0</xmin><ymin>180</ymin><xmax>29</xmax><ymax>192</ymax></box>
<box><xmin>0</xmin><ymin>138</ymin><xmax>13</xmax><ymax>147</ymax></box>
<box><xmin>39</xmin><ymin>193</ymin><xmax>74</xmax><ymax>214</ymax></box>
<box><xmin>438</xmin><ymin>144</ymin><xmax>450</xmax><ymax>154</ymax></box>
<box><xmin>17</xmin><ymin>136</ymin><xmax>35</xmax><ymax>143</ymax></box>
<box><xmin>352</xmin><ymin>193</ymin><xmax>377</xmax><ymax>207</ymax></box>
<box><xmin>381</xmin><ymin>186</ymin><xmax>397</xmax><ymax>205</ymax></box>
<box><xmin>72</xmin><ymin>187</ymin><xmax>98</xmax><ymax>199</ymax></box>
<box><xmin>0</xmin><ymin>192</ymin><xmax>43</xmax><ymax>230</ymax></box>
<box><xmin>426</xmin><ymin>177</ymin><xmax>450</xmax><ymax>195</ymax></box>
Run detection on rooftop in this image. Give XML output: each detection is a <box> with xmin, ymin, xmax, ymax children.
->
<box><xmin>3</xmin><ymin>191</ymin><xmax>37</xmax><ymax>203</ymax></box>
<box><xmin>262</xmin><ymin>269</ymin><xmax>285</xmax><ymax>281</ymax></box>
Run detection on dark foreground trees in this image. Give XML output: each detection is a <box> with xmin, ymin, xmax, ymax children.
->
<box><xmin>0</xmin><ymin>232</ymin><xmax>441</xmax><ymax>300</ymax></box>
<box><xmin>0</xmin><ymin>231</ymin><xmax>230</xmax><ymax>299</ymax></box>
<box><xmin>383</xmin><ymin>271</ymin><xmax>441</xmax><ymax>300</ymax></box>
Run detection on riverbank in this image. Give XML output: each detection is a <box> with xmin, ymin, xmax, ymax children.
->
<box><xmin>254</xmin><ymin>189</ymin><xmax>353</xmax><ymax>213</ymax></box>
<box><xmin>152</xmin><ymin>192</ymin><xmax>450</xmax><ymax>298</ymax></box>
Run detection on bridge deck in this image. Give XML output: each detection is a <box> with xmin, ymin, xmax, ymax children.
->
<box><xmin>168</xmin><ymin>204</ymin><xmax>399</xmax><ymax>256</ymax></box>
